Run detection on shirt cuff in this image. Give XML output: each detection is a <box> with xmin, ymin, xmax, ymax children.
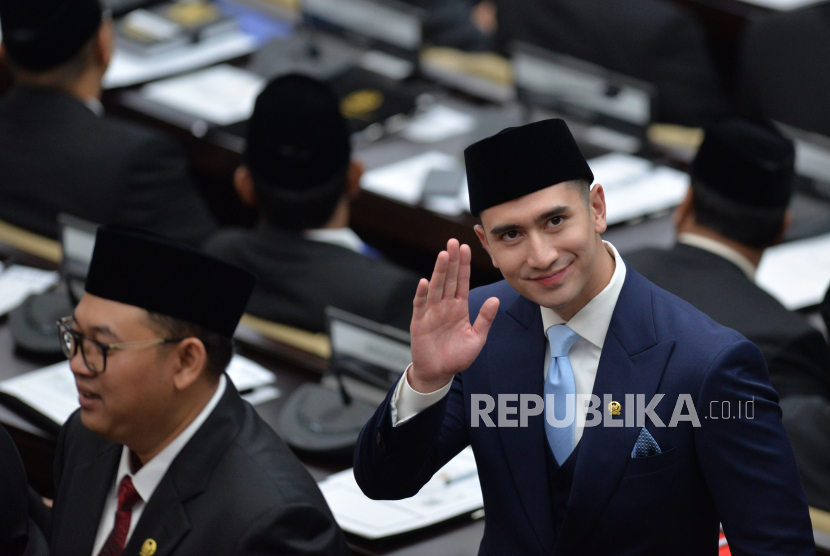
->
<box><xmin>390</xmin><ymin>364</ymin><xmax>454</xmax><ymax>427</ymax></box>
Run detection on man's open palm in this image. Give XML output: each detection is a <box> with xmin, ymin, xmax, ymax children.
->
<box><xmin>409</xmin><ymin>239</ymin><xmax>500</xmax><ymax>393</ymax></box>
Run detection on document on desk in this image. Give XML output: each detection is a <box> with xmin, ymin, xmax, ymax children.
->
<box><xmin>319</xmin><ymin>446</ymin><xmax>483</xmax><ymax>539</ymax></box>
<box><xmin>104</xmin><ymin>30</ymin><xmax>258</xmax><ymax>89</ymax></box>
<box><xmin>757</xmin><ymin>232</ymin><xmax>830</xmax><ymax>310</ymax></box>
<box><xmin>361</xmin><ymin>151</ymin><xmax>460</xmax><ymax>205</ymax></box>
<box><xmin>401</xmin><ymin>104</ymin><xmax>477</xmax><ymax>143</ymax></box>
<box><xmin>0</xmin><ymin>355</ymin><xmax>279</xmax><ymax>428</ymax></box>
<box><xmin>141</xmin><ymin>65</ymin><xmax>266</xmax><ymax>125</ymax></box>
<box><xmin>0</xmin><ymin>265</ymin><xmax>60</xmax><ymax>317</ymax></box>
<box><xmin>588</xmin><ymin>153</ymin><xmax>690</xmax><ymax>226</ymax></box>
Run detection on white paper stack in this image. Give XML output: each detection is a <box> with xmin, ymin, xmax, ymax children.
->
<box><xmin>757</xmin><ymin>232</ymin><xmax>830</xmax><ymax>310</ymax></box>
<box><xmin>361</xmin><ymin>151</ymin><xmax>459</xmax><ymax>206</ymax></box>
<box><xmin>588</xmin><ymin>153</ymin><xmax>690</xmax><ymax>225</ymax></box>
<box><xmin>0</xmin><ymin>265</ymin><xmax>60</xmax><ymax>317</ymax></box>
<box><xmin>319</xmin><ymin>446</ymin><xmax>483</xmax><ymax>539</ymax></box>
<box><xmin>141</xmin><ymin>65</ymin><xmax>266</xmax><ymax>125</ymax></box>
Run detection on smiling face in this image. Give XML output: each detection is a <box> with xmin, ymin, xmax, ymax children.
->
<box><xmin>69</xmin><ymin>294</ymin><xmax>181</xmax><ymax>450</ymax></box>
<box><xmin>475</xmin><ymin>181</ymin><xmax>613</xmax><ymax>320</ymax></box>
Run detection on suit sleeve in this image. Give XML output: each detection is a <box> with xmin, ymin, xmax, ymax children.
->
<box><xmin>0</xmin><ymin>425</ymin><xmax>29</xmax><ymax>556</ymax></box>
<box><xmin>116</xmin><ymin>135</ymin><xmax>217</xmax><ymax>247</ymax></box>
<box><xmin>694</xmin><ymin>340</ymin><xmax>815</xmax><ymax>555</ymax></box>
<box><xmin>353</xmin><ymin>370</ymin><xmax>470</xmax><ymax>500</ymax></box>
<box><xmin>233</xmin><ymin>502</ymin><xmax>350</xmax><ymax>556</ymax></box>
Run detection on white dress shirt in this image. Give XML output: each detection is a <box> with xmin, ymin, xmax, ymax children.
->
<box><xmin>91</xmin><ymin>375</ymin><xmax>227</xmax><ymax>556</ymax></box>
<box><xmin>677</xmin><ymin>232</ymin><xmax>757</xmax><ymax>281</ymax></box>
<box><xmin>304</xmin><ymin>227</ymin><xmax>367</xmax><ymax>254</ymax></box>
<box><xmin>83</xmin><ymin>98</ymin><xmax>104</xmax><ymax>118</ymax></box>
<box><xmin>391</xmin><ymin>241</ymin><xmax>626</xmax><ymax>447</ymax></box>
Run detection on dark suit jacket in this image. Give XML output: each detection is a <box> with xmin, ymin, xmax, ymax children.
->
<box><xmin>204</xmin><ymin>224</ymin><xmax>421</xmax><ymax>332</ymax></box>
<box><xmin>1</xmin><ymin>424</ymin><xmax>28</xmax><ymax>556</ymax></box>
<box><xmin>354</xmin><ymin>266</ymin><xmax>814</xmax><ymax>555</ymax></box>
<box><xmin>50</xmin><ymin>381</ymin><xmax>350</xmax><ymax>556</ymax></box>
<box><xmin>626</xmin><ymin>243</ymin><xmax>830</xmax><ymax>401</ymax></box>
<box><xmin>738</xmin><ymin>2</ymin><xmax>830</xmax><ymax>138</ymax></box>
<box><xmin>493</xmin><ymin>0</ymin><xmax>731</xmax><ymax>127</ymax></box>
<box><xmin>0</xmin><ymin>87</ymin><xmax>217</xmax><ymax>246</ymax></box>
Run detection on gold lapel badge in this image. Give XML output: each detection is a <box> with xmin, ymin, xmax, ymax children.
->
<box><xmin>608</xmin><ymin>401</ymin><xmax>622</xmax><ymax>416</ymax></box>
<box><xmin>139</xmin><ymin>539</ymin><xmax>157</xmax><ymax>556</ymax></box>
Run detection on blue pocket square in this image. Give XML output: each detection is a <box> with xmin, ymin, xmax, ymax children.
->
<box><xmin>631</xmin><ymin>427</ymin><xmax>662</xmax><ymax>458</ymax></box>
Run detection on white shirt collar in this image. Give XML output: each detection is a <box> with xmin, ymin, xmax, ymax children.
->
<box><xmin>540</xmin><ymin>241</ymin><xmax>627</xmax><ymax>349</ymax></box>
<box><xmin>677</xmin><ymin>232</ymin><xmax>757</xmax><ymax>281</ymax></box>
<box><xmin>113</xmin><ymin>375</ymin><xmax>227</xmax><ymax>504</ymax></box>
<box><xmin>83</xmin><ymin>97</ymin><xmax>104</xmax><ymax>118</ymax></box>
<box><xmin>304</xmin><ymin>227</ymin><xmax>365</xmax><ymax>254</ymax></box>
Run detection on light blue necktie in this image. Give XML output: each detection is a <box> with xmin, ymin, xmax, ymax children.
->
<box><xmin>545</xmin><ymin>324</ymin><xmax>580</xmax><ymax>466</ymax></box>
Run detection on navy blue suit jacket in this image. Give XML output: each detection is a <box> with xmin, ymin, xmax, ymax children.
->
<box><xmin>354</xmin><ymin>264</ymin><xmax>814</xmax><ymax>555</ymax></box>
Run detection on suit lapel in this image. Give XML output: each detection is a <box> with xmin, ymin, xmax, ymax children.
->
<box><xmin>122</xmin><ymin>381</ymin><xmax>245</xmax><ymax>556</ymax></box>
<box><xmin>122</xmin><ymin>477</ymin><xmax>190</xmax><ymax>556</ymax></box>
<box><xmin>488</xmin><ymin>293</ymin><xmax>554</xmax><ymax>554</ymax></box>
<box><xmin>57</xmin><ymin>442</ymin><xmax>121</xmax><ymax>556</ymax></box>
<box><xmin>553</xmin><ymin>268</ymin><xmax>676</xmax><ymax>555</ymax></box>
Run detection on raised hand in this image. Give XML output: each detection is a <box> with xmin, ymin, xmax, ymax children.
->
<box><xmin>409</xmin><ymin>239</ymin><xmax>500</xmax><ymax>393</ymax></box>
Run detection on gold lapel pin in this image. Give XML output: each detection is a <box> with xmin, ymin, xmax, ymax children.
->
<box><xmin>608</xmin><ymin>401</ymin><xmax>622</xmax><ymax>416</ymax></box>
<box><xmin>140</xmin><ymin>539</ymin><xmax>157</xmax><ymax>556</ymax></box>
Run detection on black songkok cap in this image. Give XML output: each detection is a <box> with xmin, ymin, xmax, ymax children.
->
<box><xmin>85</xmin><ymin>227</ymin><xmax>256</xmax><ymax>338</ymax></box>
<box><xmin>464</xmin><ymin>119</ymin><xmax>594</xmax><ymax>217</ymax></box>
<box><xmin>692</xmin><ymin>119</ymin><xmax>795</xmax><ymax>209</ymax></box>
<box><xmin>245</xmin><ymin>73</ymin><xmax>351</xmax><ymax>190</ymax></box>
<box><xmin>0</xmin><ymin>0</ymin><xmax>102</xmax><ymax>71</ymax></box>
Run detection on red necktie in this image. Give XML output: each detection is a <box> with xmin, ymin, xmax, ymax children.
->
<box><xmin>97</xmin><ymin>476</ymin><xmax>142</xmax><ymax>556</ymax></box>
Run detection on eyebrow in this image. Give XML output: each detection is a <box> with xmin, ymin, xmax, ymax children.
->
<box><xmin>488</xmin><ymin>205</ymin><xmax>570</xmax><ymax>237</ymax></box>
<box><xmin>73</xmin><ymin>316</ymin><xmax>118</xmax><ymax>340</ymax></box>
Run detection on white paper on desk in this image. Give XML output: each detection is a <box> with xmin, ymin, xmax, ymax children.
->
<box><xmin>423</xmin><ymin>174</ymin><xmax>470</xmax><ymax>216</ymax></box>
<box><xmin>0</xmin><ymin>355</ymin><xmax>278</xmax><ymax>425</ymax></box>
<box><xmin>757</xmin><ymin>232</ymin><xmax>830</xmax><ymax>310</ymax></box>
<box><xmin>402</xmin><ymin>105</ymin><xmax>477</xmax><ymax>143</ymax></box>
<box><xmin>588</xmin><ymin>153</ymin><xmax>689</xmax><ymax>226</ymax></box>
<box><xmin>104</xmin><ymin>31</ymin><xmax>258</xmax><ymax>89</ymax></box>
<box><xmin>0</xmin><ymin>265</ymin><xmax>60</xmax><ymax>317</ymax></box>
<box><xmin>361</xmin><ymin>151</ymin><xmax>459</xmax><ymax>205</ymax></box>
<box><xmin>141</xmin><ymin>65</ymin><xmax>266</xmax><ymax>125</ymax></box>
<box><xmin>319</xmin><ymin>446</ymin><xmax>482</xmax><ymax>539</ymax></box>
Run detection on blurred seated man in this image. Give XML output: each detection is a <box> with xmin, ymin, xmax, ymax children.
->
<box><xmin>1</xmin><ymin>424</ymin><xmax>28</xmax><ymax>556</ymax></box>
<box><xmin>492</xmin><ymin>0</ymin><xmax>731</xmax><ymax>128</ymax></box>
<box><xmin>204</xmin><ymin>74</ymin><xmax>421</xmax><ymax>333</ymax></box>
<box><xmin>738</xmin><ymin>2</ymin><xmax>830</xmax><ymax>138</ymax></box>
<box><xmin>50</xmin><ymin>226</ymin><xmax>349</xmax><ymax>555</ymax></box>
<box><xmin>399</xmin><ymin>0</ymin><xmax>494</xmax><ymax>51</ymax></box>
<box><xmin>0</xmin><ymin>0</ymin><xmax>216</xmax><ymax>246</ymax></box>
<box><xmin>627</xmin><ymin>119</ymin><xmax>830</xmax><ymax>510</ymax></box>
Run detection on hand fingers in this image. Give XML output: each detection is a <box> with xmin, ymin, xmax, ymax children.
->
<box><xmin>412</xmin><ymin>278</ymin><xmax>429</xmax><ymax>322</ymax></box>
<box><xmin>427</xmin><ymin>250</ymin><xmax>448</xmax><ymax>306</ymax></box>
<box><xmin>456</xmin><ymin>244</ymin><xmax>472</xmax><ymax>299</ymax></box>
<box><xmin>472</xmin><ymin>297</ymin><xmax>500</xmax><ymax>338</ymax></box>
<box><xmin>443</xmin><ymin>239</ymin><xmax>460</xmax><ymax>299</ymax></box>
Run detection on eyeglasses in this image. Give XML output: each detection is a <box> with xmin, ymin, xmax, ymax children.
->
<box><xmin>57</xmin><ymin>316</ymin><xmax>185</xmax><ymax>375</ymax></box>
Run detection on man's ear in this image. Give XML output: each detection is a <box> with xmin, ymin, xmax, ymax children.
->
<box><xmin>171</xmin><ymin>338</ymin><xmax>208</xmax><ymax>392</ymax></box>
<box><xmin>474</xmin><ymin>224</ymin><xmax>498</xmax><ymax>268</ymax></box>
<box><xmin>773</xmin><ymin>209</ymin><xmax>793</xmax><ymax>246</ymax></box>
<box><xmin>95</xmin><ymin>18</ymin><xmax>115</xmax><ymax>71</ymax></box>
<box><xmin>589</xmin><ymin>184</ymin><xmax>608</xmax><ymax>235</ymax></box>
<box><xmin>346</xmin><ymin>159</ymin><xmax>363</xmax><ymax>199</ymax></box>
<box><xmin>674</xmin><ymin>186</ymin><xmax>695</xmax><ymax>230</ymax></box>
<box><xmin>234</xmin><ymin>166</ymin><xmax>258</xmax><ymax>207</ymax></box>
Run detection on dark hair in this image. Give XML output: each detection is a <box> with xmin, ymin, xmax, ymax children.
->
<box><xmin>692</xmin><ymin>180</ymin><xmax>787</xmax><ymax>249</ymax></box>
<box><xmin>253</xmin><ymin>166</ymin><xmax>348</xmax><ymax>231</ymax></box>
<box><xmin>10</xmin><ymin>32</ymin><xmax>97</xmax><ymax>87</ymax></box>
<box><xmin>568</xmin><ymin>178</ymin><xmax>592</xmax><ymax>205</ymax></box>
<box><xmin>146</xmin><ymin>312</ymin><xmax>234</xmax><ymax>381</ymax></box>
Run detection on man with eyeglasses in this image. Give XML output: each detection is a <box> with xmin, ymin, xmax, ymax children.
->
<box><xmin>49</xmin><ymin>226</ymin><xmax>349</xmax><ymax>556</ymax></box>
